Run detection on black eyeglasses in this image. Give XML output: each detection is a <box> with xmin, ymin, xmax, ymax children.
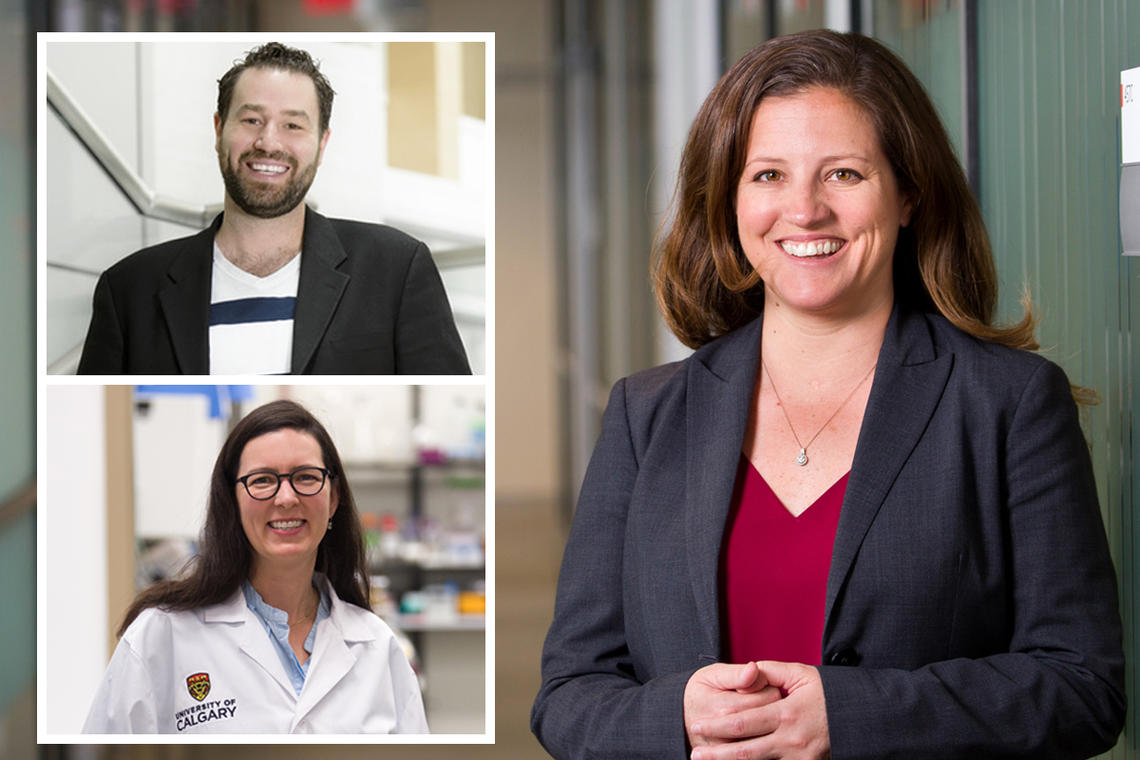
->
<box><xmin>235</xmin><ymin>467</ymin><xmax>331</xmax><ymax>500</ymax></box>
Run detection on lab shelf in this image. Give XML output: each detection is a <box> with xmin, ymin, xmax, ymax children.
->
<box><xmin>395</xmin><ymin>614</ymin><xmax>486</xmax><ymax>632</ymax></box>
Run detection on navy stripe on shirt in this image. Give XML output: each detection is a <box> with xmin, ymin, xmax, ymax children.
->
<box><xmin>209</xmin><ymin>296</ymin><xmax>296</xmax><ymax>326</ymax></box>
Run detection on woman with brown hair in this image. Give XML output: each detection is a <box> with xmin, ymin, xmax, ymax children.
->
<box><xmin>83</xmin><ymin>399</ymin><xmax>427</xmax><ymax>734</ymax></box>
<box><xmin>533</xmin><ymin>30</ymin><xmax>1123</xmax><ymax>759</ymax></box>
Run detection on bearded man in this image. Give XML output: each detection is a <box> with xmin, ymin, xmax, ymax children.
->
<box><xmin>78</xmin><ymin>42</ymin><xmax>470</xmax><ymax>375</ymax></box>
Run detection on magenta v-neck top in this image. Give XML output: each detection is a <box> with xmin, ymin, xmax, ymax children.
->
<box><xmin>719</xmin><ymin>455</ymin><xmax>848</xmax><ymax>666</ymax></box>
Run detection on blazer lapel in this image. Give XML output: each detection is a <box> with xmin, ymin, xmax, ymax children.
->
<box><xmin>292</xmin><ymin>208</ymin><xmax>349</xmax><ymax>374</ymax></box>
<box><xmin>685</xmin><ymin>317</ymin><xmax>764</xmax><ymax>659</ymax></box>
<box><xmin>823</xmin><ymin>307</ymin><xmax>953</xmax><ymax>630</ymax></box>
<box><xmin>157</xmin><ymin>219</ymin><xmax>217</xmax><ymax>374</ymax></box>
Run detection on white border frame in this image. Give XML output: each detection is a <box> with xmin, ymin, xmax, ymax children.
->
<box><xmin>37</xmin><ymin>30</ymin><xmax>495</xmax><ymax>745</ymax></box>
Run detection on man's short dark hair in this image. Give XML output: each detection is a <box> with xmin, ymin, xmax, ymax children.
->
<box><xmin>216</xmin><ymin>42</ymin><xmax>335</xmax><ymax>134</ymax></box>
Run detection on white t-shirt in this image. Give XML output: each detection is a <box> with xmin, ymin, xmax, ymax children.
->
<box><xmin>209</xmin><ymin>243</ymin><xmax>300</xmax><ymax>374</ymax></box>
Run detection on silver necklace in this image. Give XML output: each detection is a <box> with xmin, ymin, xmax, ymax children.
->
<box><xmin>761</xmin><ymin>360</ymin><xmax>877</xmax><ymax>466</ymax></box>
<box><xmin>287</xmin><ymin>590</ymin><xmax>320</xmax><ymax>628</ymax></box>
<box><xmin>288</xmin><ymin>605</ymin><xmax>317</xmax><ymax>628</ymax></box>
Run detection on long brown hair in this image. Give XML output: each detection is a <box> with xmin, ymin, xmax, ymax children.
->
<box><xmin>119</xmin><ymin>399</ymin><xmax>369</xmax><ymax>636</ymax></box>
<box><xmin>653</xmin><ymin>29</ymin><xmax>1036</xmax><ymax>352</ymax></box>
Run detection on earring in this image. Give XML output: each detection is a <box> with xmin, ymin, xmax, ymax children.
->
<box><xmin>327</xmin><ymin>519</ymin><xmax>333</xmax><ymax>532</ymax></box>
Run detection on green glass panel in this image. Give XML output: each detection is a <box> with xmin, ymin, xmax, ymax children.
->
<box><xmin>976</xmin><ymin>2</ymin><xmax>1138</xmax><ymax>757</ymax></box>
<box><xmin>0</xmin><ymin>511</ymin><xmax>35</xmax><ymax>715</ymax></box>
<box><xmin>0</xmin><ymin>0</ymin><xmax>32</xmax><ymax>507</ymax></box>
<box><xmin>876</xmin><ymin>0</ymin><xmax>1139</xmax><ymax>755</ymax></box>
<box><xmin>0</xmin><ymin>0</ymin><xmax>35</xmax><ymax>743</ymax></box>
<box><xmin>873</xmin><ymin>0</ymin><xmax>966</xmax><ymax>164</ymax></box>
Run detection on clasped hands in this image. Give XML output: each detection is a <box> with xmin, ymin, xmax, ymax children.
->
<box><xmin>684</xmin><ymin>660</ymin><xmax>829</xmax><ymax>760</ymax></box>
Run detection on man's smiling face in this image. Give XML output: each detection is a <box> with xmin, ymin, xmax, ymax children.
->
<box><xmin>214</xmin><ymin>67</ymin><xmax>331</xmax><ymax>219</ymax></box>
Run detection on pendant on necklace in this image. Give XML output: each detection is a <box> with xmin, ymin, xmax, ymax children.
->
<box><xmin>796</xmin><ymin>449</ymin><xmax>808</xmax><ymax>466</ymax></box>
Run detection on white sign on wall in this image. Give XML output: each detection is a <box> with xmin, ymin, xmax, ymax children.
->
<box><xmin>1123</xmin><ymin>66</ymin><xmax>1140</xmax><ymax>164</ymax></box>
<box><xmin>1121</xmin><ymin>66</ymin><xmax>1140</xmax><ymax>256</ymax></box>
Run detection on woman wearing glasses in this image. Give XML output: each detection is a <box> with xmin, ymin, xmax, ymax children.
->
<box><xmin>82</xmin><ymin>400</ymin><xmax>428</xmax><ymax>734</ymax></box>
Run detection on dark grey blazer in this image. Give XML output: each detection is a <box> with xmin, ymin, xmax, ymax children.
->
<box><xmin>532</xmin><ymin>306</ymin><xmax>1124</xmax><ymax>760</ymax></box>
<box><xmin>76</xmin><ymin>207</ymin><xmax>471</xmax><ymax>375</ymax></box>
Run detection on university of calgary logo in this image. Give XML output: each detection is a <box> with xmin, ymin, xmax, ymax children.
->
<box><xmin>186</xmin><ymin>672</ymin><xmax>210</xmax><ymax>702</ymax></box>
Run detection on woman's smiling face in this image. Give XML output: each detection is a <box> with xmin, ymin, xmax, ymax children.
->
<box><xmin>735</xmin><ymin>87</ymin><xmax>913</xmax><ymax>321</ymax></box>
<box><xmin>236</xmin><ymin>427</ymin><xmax>337</xmax><ymax>572</ymax></box>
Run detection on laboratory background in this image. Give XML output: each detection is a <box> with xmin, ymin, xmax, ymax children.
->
<box><xmin>1</xmin><ymin>0</ymin><xmax>1138</xmax><ymax>758</ymax></box>
<box><xmin>43</xmin><ymin>384</ymin><xmax>487</xmax><ymax>736</ymax></box>
<box><xmin>45</xmin><ymin>37</ymin><xmax>487</xmax><ymax>374</ymax></box>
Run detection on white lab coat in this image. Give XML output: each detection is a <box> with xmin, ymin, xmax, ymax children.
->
<box><xmin>81</xmin><ymin>578</ymin><xmax>429</xmax><ymax>734</ymax></box>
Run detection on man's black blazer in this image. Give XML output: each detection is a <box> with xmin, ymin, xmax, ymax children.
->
<box><xmin>76</xmin><ymin>208</ymin><xmax>472</xmax><ymax>374</ymax></box>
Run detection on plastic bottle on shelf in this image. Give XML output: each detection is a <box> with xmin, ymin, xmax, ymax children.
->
<box><xmin>379</xmin><ymin>513</ymin><xmax>401</xmax><ymax>561</ymax></box>
<box><xmin>360</xmin><ymin>512</ymin><xmax>382</xmax><ymax>569</ymax></box>
<box><xmin>458</xmin><ymin>580</ymin><xmax>486</xmax><ymax>616</ymax></box>
<box><xmin>422</xmin><ymin>582</ymin><xmax>460</xmax><ymax>624</ymax></box>
<box><xmin>369</xmin><ymin>574</ymin><xmax>400</xmax><ymax>621</ymax></box>
<box><xmin>469</xmin><ymin>400</ymin><xmax>485</xmax><ymax>460</ymax></box>
<box><xmin>412</xmin><ymin>419</ymin><xmax>445</xmax><ymax>465</ymax></box>
<box><xmin>444</xmin><ymin>499</ymin><xmax>484</xmax><ymax>567</ymax></box>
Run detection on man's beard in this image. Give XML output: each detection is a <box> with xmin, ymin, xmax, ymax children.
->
<box><xmin>219</xmin><ymin>149</ymin><xmax>317</xmax><ymax>219</ymax></box>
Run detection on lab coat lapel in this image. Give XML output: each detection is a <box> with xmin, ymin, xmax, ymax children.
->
<box><xmin>291</xmin><ymin>207</ymin><xmax>349</xmax><ymax>373</ymax></box>
<box><xmin>823</xmin><ymin>307</ymin><xmax>952</xmax><ymax>630</ymax></box>
<box><xmin>685</xmin><ymin>316</ymin><xmax>764</xmax><ymax>659</ymax></box>
<box><xmin>292</xmin><ymin>584</ymin><xmax>375</xmax><ymax>729</ymax></box>
<box><xmin>157</xmin><ymin>218</ymin><xmax>218</xmax><ymax>374</ymax></box>
<box><xmin>203</xmin><ymin>588</ymin><xmax>297</xmax><ymax>699</ymax></box>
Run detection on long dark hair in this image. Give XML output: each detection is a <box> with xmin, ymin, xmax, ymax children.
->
<box><xmin>653</xmin><ymin>30</ymin><xmax>1036</xmax><ymax>352</ymax></box>
<box><xmin>119</xmin><ymin>399</ymin><xmax>369</xmax><ymax>636</ymax></box>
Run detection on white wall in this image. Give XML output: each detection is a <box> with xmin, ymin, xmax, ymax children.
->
<box><xmin>135</xmin><ymin>41</ymin><xmax>388</xmax><ymax>226</ymax></box>
<box><xmin>252</xmin><ymin>384</ymin><xmax>485</xmax><ymax>463</ymax></box>
<box><xmin>132</xmin><ymin>393</ymin><xmax>226</xmax><ymax>538</ymax></box>
<box><xmin>283</xmin><ymin>385</ymin><xmax>415</xmax><ymax>463</ymax></box>
<box><xmin>43</xmin><ymin>385</ymin><xmax>107</xmax><ymax>734</ymax></box>
<box><xmin>45</xmin><ymin>40</ymin><xmax>146</xmax><ymax>369</ymax></box>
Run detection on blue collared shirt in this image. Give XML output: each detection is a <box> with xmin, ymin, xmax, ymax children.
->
<box><xmin>242</xmin><ymin>580</ymin><xmax>331</xmax><ymax>696</ymax></box>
